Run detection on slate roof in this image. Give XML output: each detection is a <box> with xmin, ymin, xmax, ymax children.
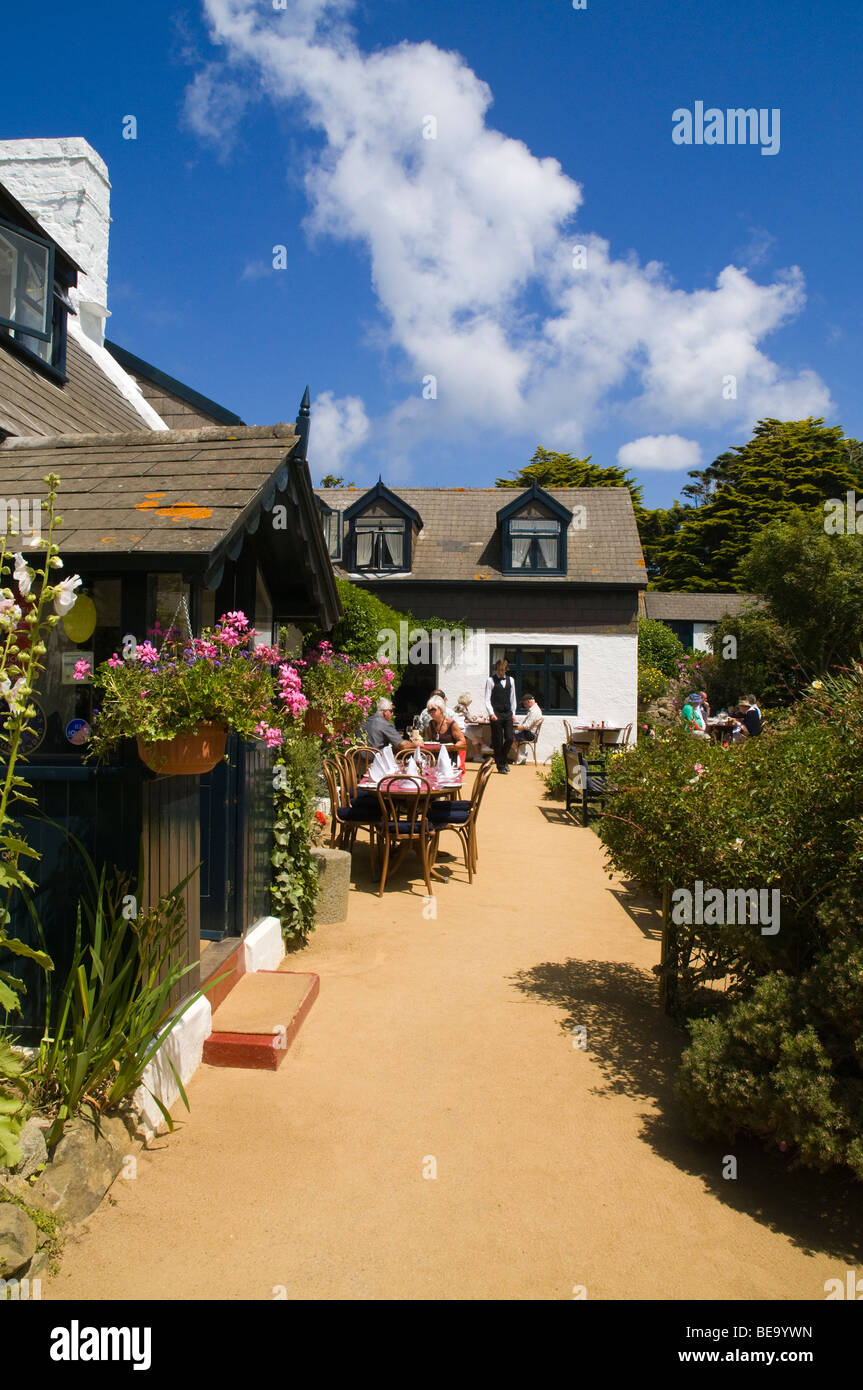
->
<box><xmin>0</xmin><ymin>424</ymin><xmax>300</xmax><ymax>560</ymax></box>
<box><xmin>0</xmin><ymin>335</ymin><xmax>150</xmax><ymax>439</ymax></box>
<box><xmin>316</xmin><ymin>486</ymin><xmax>646</xmax><ymax>585</ymax></box>
<box><xmin>643</xmin><ymin>591</ymin><xmax>757</xmax><ymax>621</ymax></box>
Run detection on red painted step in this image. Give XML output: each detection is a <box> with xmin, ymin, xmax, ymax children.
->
<box><xmin>203</xmin><ymin>969</ymin><xmax>319</xmax><ymax>1071</ymax></box>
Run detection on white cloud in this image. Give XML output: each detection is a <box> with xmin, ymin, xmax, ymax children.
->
<box><xmin>189</xmin><ymin>0</ymin><xmax>834</xmax><ymax>470</ymax></box>
<box><xmin>310</xmin><ymin>390</ymin><xmax>370</xmax><ymax>476</ymax></box>
<box><xmin>617</xmin><ymin>435</ymin><xmax>702</xmax><ymax>471</ymax></box>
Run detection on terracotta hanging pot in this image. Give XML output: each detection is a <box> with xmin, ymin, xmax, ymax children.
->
<box><xmin>303</xmin><ymin>708</ymin><xmax>328</xmax><ymax>736</ymax></box>
<box><xmin>137</xmin><ymin>721</ymin><xmax>227</xmax><ymax>775</ymax></box>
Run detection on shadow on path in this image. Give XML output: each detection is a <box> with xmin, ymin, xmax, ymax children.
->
<box><xmin>512</xmin><ymin>955</ymin><xmax>863</xmax><ymax>1264</ymax></box>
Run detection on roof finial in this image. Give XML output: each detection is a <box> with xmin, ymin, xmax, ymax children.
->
<box><xmin>295</xmin><ymin>386</ymin><xmax>311</xmax><ymax>459</ymax></box>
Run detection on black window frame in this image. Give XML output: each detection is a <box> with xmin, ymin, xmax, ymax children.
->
<box><xmin>490</xmin><ymin>644</ymin><xmax>578</xmax><ymax>714</ymax></box>
<box><xmin>502</xmin><ymin>515</ymin><xmax>566</xmax><ymax>574</ymax></box>
<box><xmin>351</xmin><ymin>515</ymin><xmax>410</xmax><ymax>572</ymax></box>
<box><xmin>316</xmin><ymin>497</ymin><xmax>343</xmax><ymax>561</ymax></box>
<box><xmin>0</xmin><ymin>215</ymin><xmax>71</xmax><ymax>383</ymax></box>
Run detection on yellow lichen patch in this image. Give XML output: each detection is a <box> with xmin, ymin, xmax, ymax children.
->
<box><xmin>135</xmin><ymin>493</ymin><xmax>167</xmax><ymax>511</ymax></box>
<box><xmin>100</xmin><ymin>536</ymin><xmax>117</xmax><ymax>543</ymax></box>
<box><xmin>155</xmin><ymin>503</ymin><xmax>213</xmax><ymax>522</ymax></box>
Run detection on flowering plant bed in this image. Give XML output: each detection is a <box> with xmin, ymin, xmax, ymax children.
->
<box><xmin>84</xmin><ymin>611</ymin><xmax>308</xmax><ymax>764</ymax></box>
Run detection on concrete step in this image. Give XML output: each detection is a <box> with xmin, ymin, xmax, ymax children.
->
<box><xmin>203</xmin><ymin>968</ymin><xmax>319</xmax><ymax>1070</ymax></box>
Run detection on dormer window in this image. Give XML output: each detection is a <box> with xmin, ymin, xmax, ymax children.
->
<box><xmin>508</xmin><ymin>514</ymin><xmax>562</xmax><ymax>570</ymax></box>
<box><xmin>344</xmin><ymin>480</ymin><xmax>422</xmax><ymax>573</ymax></box>
<box><xmin>0</xmin><ymin>212</ymin><xmax>72</xmax><ymax>380</ymax></box>
<box><xmin>355</xmin><ymin>516</ymin><xmax>405</xmax><ymax>568</ymax></box>
<box><xmin>316</xmin><ymin>496</ymin><xmax>342</xmax><ymax>560</ymax></box>
<box><xmin>497</xmin><ymin>482</ymin><xmax>572</xmax><ymax>576</ymax></box>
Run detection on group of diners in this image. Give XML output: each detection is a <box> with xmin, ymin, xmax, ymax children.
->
<box><xmin>682</xmin><ymin>690</ymin><xmax>762</xmax><ymax>742</ymax></box>
<box><xmin>360</xmin><ymin>657</ymin><xmax>543</xmax><ymax>774</ymax></box>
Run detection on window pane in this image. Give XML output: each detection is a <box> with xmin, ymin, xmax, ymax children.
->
<box><xmin>510</xmin><ymin>537</ymin><xmax>531</xmax><ymax>567</ymax></box>
<box><xmin>356</xmin><ymin>530</ymin><xmax>374</xmax><ymax>566</ymax></box>
<box><xmin>382</xmin><ymin>527</ymin><xmax>404</xmax><ymax>566</ymax></box>
<box><xmin>537</xmin><ymin>536</ymin><xmax>557</xmax><ymax>568</ymax></box>
<box><xmin>0</xmin><ymin>224</ymin><xmax>51</xmax><ymax>339</ymax></box>
<box><xmin>510</xmin><ymin>518</ymin><xmax>559</xmax><ymax>534</ymax></box>
<box><xmin>549</xmin><ymin>667</ymin><xmax>576</xmax><ymax>710</ymax></box>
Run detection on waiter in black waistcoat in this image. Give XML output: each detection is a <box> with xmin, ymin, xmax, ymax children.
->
<box><xmin>484</xmin><ymin>657</ymin><xmax>517</xmax><ymax>774</ymax></box>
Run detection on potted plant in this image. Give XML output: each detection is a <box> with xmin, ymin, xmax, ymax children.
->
<box><xmin>81</xmin><ymin>612</ymin><xmax>308</xmax><ymax>774</ymax></box>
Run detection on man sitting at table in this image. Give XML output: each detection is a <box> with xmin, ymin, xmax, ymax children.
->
<box><xmin>514</xmin><ymin>694</ymin><xmax>543</xmax><ymax>764</ymax></box>
<box><xmin>736</xmin><ymin>695</ymin><xmax>762</xmax><ymax>738</ymax></box>
<box><xmin>361</xmin><ymin>697</ymin><xmax>415</xmax><ymax>753</ymax></box>
<box><xmin>424</xmin><ymin>695</ymin><xmax>467</xmax><ymax>753</ymax></box>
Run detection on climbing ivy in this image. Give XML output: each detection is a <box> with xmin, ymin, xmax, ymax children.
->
<box><xmin>270</xmin><ymin>736</ymin><xmax>321</xmax><ymax>945</ymax></box>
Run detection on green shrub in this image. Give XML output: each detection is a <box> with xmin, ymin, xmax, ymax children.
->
<box><xmin>539</xmin><ymin>748</ymin><xmax>566</xmax><ymax>795</ymax></box>
<box><xmin>638</xmin><ymin>665</ymin><xmax>668</xmax><ymax>705</ymax></box>
<box><xmin>638</xmin><ymin>618</ymin><xmax>686</xmax><ymax>677</ymax></box>
<box><xmin>600</xmin><ymin>664</ymin><xmax>863</xmax><ymax>1178</ymax></box>
<box><xmin>271</xmin><ymin>735</ymin><xmax>321</xmax><ymax>945</ymax></box>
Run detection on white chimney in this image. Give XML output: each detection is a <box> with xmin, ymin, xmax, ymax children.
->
<box><xmin>0</xmin><ymin>137</ymin><xmax>112</xmax><ymax>346</ymax></box>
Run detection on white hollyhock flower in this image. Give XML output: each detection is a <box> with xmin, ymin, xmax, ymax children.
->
<box><xmin>53</xmin><ymin>575</ymin><xmax>82</xmax><ymax>616</ymax></box>
<box><xmin>12</xmin><ymin>553</ymin><xmax>32</xmax><ymax>597</ymax></box>
<box><xmin>0</xmin><ymin>676</ymin><xmax>26</xmax><ymax>713</ymax></box>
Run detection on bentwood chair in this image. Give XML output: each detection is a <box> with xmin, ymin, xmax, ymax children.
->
<box><xmin>518</xmin><ymin>717</ymin><xmax>544</xmax><ymax>764</ymax></box>
<box><xmin>374</xmin><ymin>774</ymin><xmax>435</xmax><ymax>897</ymax></box>
<box><xmin>322</xmin><ymin>756</ymin><xmax>381</xmax><ymax>854</ymax></box>
<box><xmin>429</xmin><ymin>756</ymin><xmax>494</xmax><ymax>879</ymax></box>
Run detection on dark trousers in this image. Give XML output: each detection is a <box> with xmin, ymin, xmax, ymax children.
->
<box><xmin>491</xmin><ymin>714</ymin><xmax>513</xmax><ymax>768</ymax></box>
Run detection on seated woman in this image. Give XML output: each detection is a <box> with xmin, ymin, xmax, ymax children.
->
<box><xmin>423</xmin><ymin>695</ymin><xmax>467</xmax><ymax>752</ymax></box>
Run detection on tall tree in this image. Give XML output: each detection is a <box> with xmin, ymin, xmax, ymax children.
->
<box><xmin>496</xmin><ymin>446</ymin><xmax>645</xmax><ymax>511</ymax></box>
<box><xmin>652</xmin><ymin>419</ymin><xmax>863</xmax><ymax>591</ymax></box>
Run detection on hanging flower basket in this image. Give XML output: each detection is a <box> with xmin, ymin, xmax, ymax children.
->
<box><xmin>137</xmin><ymin>721</ymin><xmax>227</xmax><ymax>776</ymax></box>
<box><xmin>303</xmin><ymin>707</ymin><xmax>328</xmax><ymax>736</ymax></box>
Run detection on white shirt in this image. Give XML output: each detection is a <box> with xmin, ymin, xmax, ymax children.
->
<box><xmin>484</xmin><ymin>674</ymin><xmax>517</xmax><ymax>717</ymax></box>
<box><xmin>517</xmin><ymin>702</ymin><xmax>543</xmax><ymax>732</ymax></box>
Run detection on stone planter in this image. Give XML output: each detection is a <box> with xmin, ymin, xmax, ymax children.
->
<box><xmin>137</xmin><ymin>721</ymin><xmax>227</xmax><ymax>775</ymax></box>
<box><xmin>311</xmin><ymin>846</ymin><xmax>351</xmax><ymax>924</ymax></box>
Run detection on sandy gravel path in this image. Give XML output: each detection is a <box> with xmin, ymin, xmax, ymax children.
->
<box><xmin>51</xmin><ymin>766</ymin><xmax>861</xmax><ymax>1301</ymax></box>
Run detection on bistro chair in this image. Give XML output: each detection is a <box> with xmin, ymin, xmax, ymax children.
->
<box><xmin>429</xmin><ymin>756</ymin><xmax>494</xmax><ymax>880</ymax></box>
<box><xmin>518</xmin><ymin>716</ymin><xmax>543</xmax><ymax>765</ymax></box>
<box><xmin>345</xmin><ymin>745</ymin><xmax>378</xmax><ymax>788</ymax></box>
<box><xmin>562</xmin><ymin>745</ymin><xmax>608</xmax><ymax>827</ymax></box>
<box><xmin>374</xmin><ymin>774</ymin><xmax>435</xmax><ymax>897</ymax></box>
<box><xmin>322</xmin><ymin>756</ymin><xmax>381</xmax><ymax>854</ymax></box>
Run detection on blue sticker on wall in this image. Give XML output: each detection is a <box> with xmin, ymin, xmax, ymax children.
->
<box><xmin>65</xmin><ymin>718</ymin><xmax>90</xmax><ymax>746</ymax></box>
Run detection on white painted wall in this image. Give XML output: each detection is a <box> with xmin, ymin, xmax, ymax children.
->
<box><xmin>438</xmin><ymin>628</ymin><xmax>638</xmax><ymax>761</ymax></box>
<box><xmin>133</xmin><ymin>995</ymin><xmax>212</xmax><ymax>1134</ymax></box>
<box><xmin>693</xmin><ymin>621</ymin><xmax>715</xmax><ymax>654</ymax></box>
<box><xmin>243</xmin><ymin>916</ymin><xmax>284</xmax><ymax>973</ymax></box>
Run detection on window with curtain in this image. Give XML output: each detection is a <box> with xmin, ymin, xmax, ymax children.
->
<box><xmin>353</xmin><ymin>518</ymin><xmax>407</xmax><ymax>569</ymax></box>
<box><xmin>0</xmin><ymin>217</ymin><xmax>69</xmax><ymax>376</ymax></box>
<box><xmin>506</xmin><ymin>516</ymin><xmax>563</xmax><ymax>572</ymax></box>
<box><xmin>490</xmin><ymin>645</ymin><xmax>578</xmax><ymax>713</ymax></box>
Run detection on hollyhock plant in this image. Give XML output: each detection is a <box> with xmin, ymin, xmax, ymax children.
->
<box><xmin>88</xmin><ymin>612</ymin><xmax>308</xmax><ymax>761</ymax></box>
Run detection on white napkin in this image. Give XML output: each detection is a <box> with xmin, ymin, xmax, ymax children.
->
<box><xmin>368</xmin><ymin>752</ymin><xmax>388</xmax><ymax>784</ymax></box>
<box><xmin>405</xmin><ymin>753</ymin><xmax>420</xmax><ymax>776</ymax></box>
<box><xmin>436</xmin><ymin>744</ymin><xmax>454</xmax><ymax>778</ymax></box>
<box><xmin>382</xmin><ymin>744</ymin><xmax>398</xmax><ymax>772</ymax></box>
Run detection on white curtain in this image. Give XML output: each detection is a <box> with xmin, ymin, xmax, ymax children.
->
<box><xmin>382</xmin><ymin>529</ymin><xmax>404</xmax><ymax>566</ymax></box>
<box><xmin>356</xmin><ymin>530</ymin><xmax>374</xmax><ymax>566</ymax></box>
<box><xmin>511</xmin><ymin>537</ymin><xmax>531</xmax><ymax>567</ymax></box>
<box><xmin>537</xmin><ymin>536</ymin><xmax>557</xmax><ymax>568</ymax></box>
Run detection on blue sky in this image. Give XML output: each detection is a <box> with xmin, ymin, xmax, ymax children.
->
<box><xmin>2</xmin><ymin>0</ymin><xmax>861</xmax><ymax>506</ymax></box>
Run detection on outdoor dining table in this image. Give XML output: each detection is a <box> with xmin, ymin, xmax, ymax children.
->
<box><xmin>567</xmin><ymin>725</ymin><xmax>625</xmax><ymax>746</ymax></box>
<box><xmin>358</xmin><ymin>768</ymin><xmax>464</xmax><ymax>883</ymax></box>
<box><xmin>706</xmin><ymin>718</ymin><xmax>738</xmax><ymax>743</ymax></box>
